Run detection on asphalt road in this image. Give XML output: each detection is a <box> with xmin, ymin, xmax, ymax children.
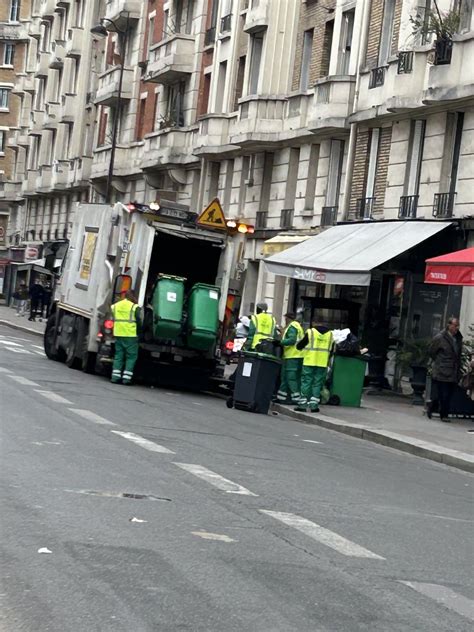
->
<box><xmin>0</xmin><ymin>324</ymin><xmax>473</xmax><ymax>632</ymax></box>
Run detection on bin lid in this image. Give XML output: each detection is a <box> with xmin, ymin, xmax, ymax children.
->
<box><xmin>243</xmin><ymin>351</ymin><xmax>282</xmax><ymax>364</ymax></box>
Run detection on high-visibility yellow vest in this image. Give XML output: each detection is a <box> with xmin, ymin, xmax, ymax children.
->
<box><xmin>283</xmin><ymin>321</ymin><xmax>305</xmax><ymax>359</ymax></box>
<box><xmin>303</xmin><ymin>328</ymin><xmax>333</xmax><ymax>367</ymax></box>
<box><xmin>250</xmin><ymin>312</ymin><xmax>276</xmax><ymax>349</ymax></box>
<box><xmin>111</xmin><ymin>299</ymin><xmax>139</xmax><ymax>338</ymax></box>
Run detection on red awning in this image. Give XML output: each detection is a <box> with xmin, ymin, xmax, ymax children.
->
<box><xmin>425</xmin><ymin>247</ymin><xmax>474</xmax><ymax>286</ymax></box>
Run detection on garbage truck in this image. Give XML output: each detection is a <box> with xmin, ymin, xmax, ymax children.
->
<box><xmin>44</xmin><ymin>201</ymin><xmax>245</xmax><ymax>387</ymax></box>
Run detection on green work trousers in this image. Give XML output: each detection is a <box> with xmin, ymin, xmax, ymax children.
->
<box><xmin>299</xmin><ymin>365</ymin><xmax>328</xmax><ymax>410</ymax></box>
<box><xmin>277</xmin><ymin>358</ymin><xmax>303</xmax><ymax>403</ymax></box>
<box><xmin>112</xmin><ymin>337</ymin><xmax>139</xmax><ymax>384</ymax></box>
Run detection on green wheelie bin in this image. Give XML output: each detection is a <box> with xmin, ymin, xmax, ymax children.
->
<box><xmin>329</xmin><ymin>355</ymin><xmax>367</xmax><ymax>407</ymax></box>
<box><xmin>152</xmin><ymin>275</ymin><xmax>185</xmax><ymax>340</ymax></box>
<box><xmin>186</xmin><ymin>283</ymin><xmax>220</xmax><ymax>351</ymax></box>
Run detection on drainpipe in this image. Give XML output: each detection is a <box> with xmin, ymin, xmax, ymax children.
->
<box><xmin>341</xmin><ymin>0</ymin><xmax>372</xmax><ymax>221</ymax></box>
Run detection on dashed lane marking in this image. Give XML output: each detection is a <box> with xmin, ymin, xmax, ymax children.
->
<box><xmin>68</xmin><ymin>409</ymin><xmax>116</xmax><ymax>426</ymax></box>
<box><xmin>8</xmin><ymin>375</ymin><xmax>40</xmax><ymax>387</ymax></box>
<box><xmin>174</xmin><ymin>463</ymin><xmax>258</xmax><ymax>496</ymax></box>
<box><xmin>0</xmin><ymin>340</ymin><xmax>22</xmax><ymax>346</ymax></box>
<box><xmin>111</xmin><ymin>430</ymin><xmax>175</xmax><ymax>454</ymax></box>
<box><xmin>302</xmin><ymin>439</ymin><xmax>322</xmax><ymax>444</ymax></box>
<box><xmin>6</xmin><ymin>347</ymin><xmax>33</xmax><ymax>354</ymax></box>
<box><xmin>32</xmin><ymin>350</ymin><xmax>46</xmax><ymax>356</ymax></box>
<box><xmin>34</xmin><ymin>390</ymin><xmax>73</xmax><ymax>404</ymax></box>
<box><xmin>31</xmin><ymin>345</ymin><xmax>44</xmax><ymax>350</ymax></box>
<box><xmin>260</xmin><ymin>510</ymin><xmax>385</xmax><ymax>559</ymax></box>
<box><xmin>399</xmin><ymin>581</ymin><xmax>474</xmax><ymax>622</ymax></box>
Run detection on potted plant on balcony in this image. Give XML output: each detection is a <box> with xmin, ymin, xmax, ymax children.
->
<box><xmin>396</xmin><ymin>338</ymin><xmax>431</xmax><ymax>405</ymax></box>
<box><xmin>410</xmin><ymin>2</ymin><xmax>460</xmax><ymax>65</ymax></box>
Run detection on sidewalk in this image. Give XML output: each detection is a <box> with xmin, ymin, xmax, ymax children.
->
<box><xmin>0</xmin><ymin>302</ymin><xmax>45</xmax><ymax>337</ymax></box>
<box><xmin>273</xmin><ymin>392</ymin><xmax>474</xmax><ymax>474</ymax></box>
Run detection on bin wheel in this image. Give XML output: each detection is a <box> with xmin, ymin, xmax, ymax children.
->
<box><xmin>226</xmin><ymin>397</ymin><xmax>234</xmax><ymax>409</ymax></box>
<box><xmin>328</xmin><ymin>394</ymin><xmax>340</xmax><ymax>406</ymax></box>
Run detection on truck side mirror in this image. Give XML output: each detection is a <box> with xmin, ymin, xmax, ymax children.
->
<box><xmin>113</xmin><ymin>274</ymin><xmax>132</xmax><ymax>299</ymax></box>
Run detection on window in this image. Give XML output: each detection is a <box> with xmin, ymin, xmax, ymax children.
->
<box><xmin>299</xmin><ymin>29</ymin><xmax>314</xmax><ymax>91</ymax></box>
<box><xmin>378</xmin><ymin>0</ymin><xmax>396</xmax><ymax>65</ymax></box>
<box><xmin>10</xmin><ymin>0</ymin><xmax>20</xmax><ymax>22</ymax></box>
<box><xmin>320</xmin><ymin>19</ymin><xmax>334</xmax><ymax>78</ymax></box>
<box><xmin>74</xmin><ymin>0</ymin><xmax>84</xmax><ymax>28</ymax></box>
<box><xmin>200</xmin><ymin>72</ymin><xmax>211</xmax><ymax>116</ymax></box>
<box><xmin>234</xmin><ymin>56</ymin><xmax>246</xmax><ymax>110</ymax></box>
<box><xmin>0</xmin><ymin>131</ymin><xmax>5</xmax><ymax>153</ymax></box>
<box><xmin>136</xmin><ymin>97</ymin><xmax>147</xmax><ymax>139</ymax></box>
<box><xmin>440</xmin><ymin>112</ymin><xmax>464</xmax><ymax>196</ymax></box>
<box><xmin>166</xmin><ymin>81</ymin><xmax>185</xmax><ymax>126</ymax></box>
<box><xmin>364</xmin><ymin>128</ymin><xmax>380</xmax><ymax>202</ymax></box>
<box><xmin>208</xmin><ymin>162</ymin><xmax>220</xmax><ymax>200</ymax></box>
<box><xmin>326</xmin><ymin>139</ymin><xmax>344</xmax><ymax>207</ymax></box>
<box><xmin>405</xmin><ymin>120</ymin><xmax>426</xmax><ymax>197</ymax></box>
<box><xmin>459</xmin><ymin>0</ymin><xmax>473</xmax><ymax>32</ymax></box>
<box><xmin>214</xmin><ymin>61</ymin><xmax>227</xmax><ymax>113</ymax></box>
<box><xmin>305</xmin><ymin>144</ymin><xmax>320</xmax><ymax>211</ymax></box>
<box><xmin>223</xmin><ymin>159</ymin><xmax>234</xmax><ymax>210</ymax></box>
<box><xmin>337</xmin><ymin>9</ymin><xmax>354</xmax><ymax>75</ymax></box>
<box><xmin>260</xmin><ymin>152</ymin><xmax>274</xmax><ymax>213</ymax></box>
<box><xmin>284</xmin><ymin>147</ymin><xmax>300</xmax><ymax>208</ymax></box>
<box><xmin>147</xmin><ymin>16</ymin><xmax>155</xmax><ymax>56</ymax></box>
<box><xmin>0</xmin><ymin>88</ymin><xmax>10</xmax><ymax>109</ymax></box>
<box><xmin>3</xmin><ymin>44</ymin><xmax>15</xmax><ymax>66</ymax></box>
<box><xmin>248</xmin><ymin>32</ymin><xmax>264</xmax><ymax>95</ymax></box>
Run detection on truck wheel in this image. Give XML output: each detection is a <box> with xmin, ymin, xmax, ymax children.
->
<box><xmin>65</xmin><ymin>330</ymin><xmax>81</xmax><ymax>369</ymax></box>
<box><xmin>44</xmin><ymin>314</ymin><xmax>65</xmax><ymax>362</ymax></box>
<box><xmin>79</xmin><ymin>322</ymin><xmax>96</xmax><ymax>374</ymax></box>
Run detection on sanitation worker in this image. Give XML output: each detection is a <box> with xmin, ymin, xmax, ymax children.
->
<box><xmin>277</xmin><ymin>312</ymin><xmax>305</xmax><ymax>404</ymax></box>
<box><xmin>245</xmin><ymin>302</ymin><xmax>277</xmax><ymax>351</ymax></box>
<box><xmin>295</xmin><ymin>321</ymin><xmax>334</xmax><ymax>412</ymax></box>
<box><xmin>110</xmin><ymin>290</ymin><xmax>140</xmax><ymax>385</ymax></box>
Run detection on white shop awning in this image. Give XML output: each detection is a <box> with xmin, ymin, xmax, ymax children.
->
<box><xmin>264</xmin><ymin>221</ymin><xmax>452</xmax><ymax>286</ymax></box>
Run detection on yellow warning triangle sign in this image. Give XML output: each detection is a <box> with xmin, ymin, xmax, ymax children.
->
<box><xmin>197</xmin><ymin>198</ymin><xmax>227</xmax><ymax>230</ymax></box>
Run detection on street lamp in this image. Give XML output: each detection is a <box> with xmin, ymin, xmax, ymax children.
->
<box><xmin>90</xmin><ymin>14</ymin><xmax>130</xmax><ymax>204</ymax></box>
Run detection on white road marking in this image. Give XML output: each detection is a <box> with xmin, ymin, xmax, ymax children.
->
<box><xmin>302</xmin><ymin>439</ymin><xmax>322</xmax><ymax>444</ymax></box>
<box><xmin>8</xmin><ymin>375</ymin><xmax>40</xmax><ymax>386</ymax></box>
<box><xmin>260</xmin><ymin>510</ymin><xmax>385</xmax><ymax>559</ymax></box>
<box><xmin>400</xmin><ymin>581</ymin><xmax>474</xmax><ymax>622</ymax></box>
<box><xmin>34</xmin><ymin>390</ymin><xmax>72</xmax><ymax>404</ymax></box>
<box><xmin>32</xmin><ymin>345</ymin><xmax>44</xmax><ymax>350</ymax></box>
<box><xmin>0</xmin><ymin>340</ymin><xmax>21</xmax><ymax>346</ymax></box>
<box><xmin>174</xmin><ymin>463</ymin><xmax>258</xmax><ymax>496</ymax></box>
<box><xmin>5</xmin><ymin>347</ymin><xmax>32</xmax><ymax>354</ymax></box>
<box><xmin>111</xmin><ymin>430</ymin><xmax>175</xmax><ymax>454</ymax></box>
<box><xmin>32</xmin><ymin>349</ymin><xmax>46</xmax><ymax>356</ymax></box>
<box><xmin>68</xmin><ymin>408</ymin><xmax>116</xmax><ymax>426</ymax></box>
<box><xmin>191</xmin><ymin>531</ymin><xmax>236</xmax><ymax>543</ymax></box>
<box><xmin>0</xmin><ymin>367</ymin><xmax>12</xmax><ymax>373</ymax></box>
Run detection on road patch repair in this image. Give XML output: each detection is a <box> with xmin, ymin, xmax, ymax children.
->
<box><xmin>65</xmin><ymin>489</ymin><xmax>171</xmax><ymax>502</ymax></box>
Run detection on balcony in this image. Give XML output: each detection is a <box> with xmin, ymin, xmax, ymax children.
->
<box><xmin>60</xmin><ymin>93</ymin><xmax>75</xmax><ymax>122</ymax></box>
<box><xmin>356</xmin><ymin>197</ymin><xmax>376</xmax><ymax>220</ymax></box>
<box><xmin>36</xmin><ymin>165</ymin><xmax>53</xmax><ymax>192</ymax></box>
<box><xmin>320</xmin><ymin>206</ymin><xmax>338</xmax><ymax>227</ymax></box>
<box><xmin>0</xmin><ymin>181</ymin><xmax>22</xmax><ymax>202</ymax></box>
<box><xmin>244</xmin><ymin>0</ymin><xmax>269</xmax><ymax>34</ymax></box>
<box><xmin>91</xmin><ymin>145</ymin><xmax>128</xmax><ymax>181</ymax></box>
<box><xmin>51</xmin><ymin>162</ymin><xmax>69</xmax><ymax>190</ymax></box>
<box><xmin>30</xmin><ymin>110</ymin><xmax>45</xmax><ymax>134</ymax></box>
<box><xmin>15</xmin><ymin>129</ymin><xmax>30</xmax><ymax>147</ymax></box>
<box><xmin>104</xmin><ymin>0</ymin><xmax>142</xmax><ymax>30</ymax></box>
<box><xmin>230</xmin><ymin>96</ymin><xmax>286</xmax><ymax>149</ymax></box>
<box><xmin>194</xmin><ymin>114</ymin><xmax>238</xmax><ymax>157</ymax></box>
<box><xmin>29</xmin><ymin>16</ymin><xmax>42</xmax><ymax>39</ymax></box>
<box><xmin>95</xmin><ymin>66</ymin><xmax>134</xmax><ymax>105</ymax></box>
<box><xmin>433</xmin><ymin>192</ymin><xmax>456</xmax><ymax>218</ymax></box>
<box><xmin>65</xmin><ymin>27</ymin><xmax>83</xmax><ymax>57</ymax></box>
<box><xmin>40</xmin><ymin>0</ymin><xmax>57</xmax><ymax>18</ymax></box>
<box><xmin>398</xmin><ymin>195</ymin><xmax>419</xmax><ymax>219</ymax></box>
<box><xmin>22</xmin><ymin>170</ymin><xmax>39</xmax><ymax>195</ymax></box>
<box><xmin>434</xmin><ymin>38</ymin><xmax>453</xmax><ymax>66</ymax></box>
<box><xmin>397</xmin><ymin>51</ymin><xmax>414</xmax><ymax>74</ymax></box>
<box><xmin>0</xmin><ymin>22</ymin><xmax>29</xmax><ymax>41</ymax></box>
<box><xmin>44</xmin><ymin>102</ymin><xmax>61</xmax><ymax>129</ymax></box>
<box><xmin>67</xmin><ymin>156</ymin><xmax>93</xmax><ymax>188</ymax></box>
<box><xmin>281</xmin><ymin>93</ymin><xmax>312</xmax><ymax>139</ymax></box>
<box><xmin>145</xmin><ymin>35</ymin><xmax>195</xmax><ymax>84</ymax></box>
<box><xmin>309</xmin><ymin>76</ymin><xmax>355</xmax><ymax>132</ymax></box>
<box><xmin>280</xmin><ymin>209</ymin><xmax>294</xmax><ymax>230</ymax></box>
<box><xmin>141</xmin><ymin>127</ymin><xmax>198</xmax><ymax>170</ymax></box>
<box><xmin>34</xmin><ymin>52</ymin><xmax>50</xmax><ymax>77</ymax></box>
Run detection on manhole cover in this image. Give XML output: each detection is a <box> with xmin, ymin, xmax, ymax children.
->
<box><xmin>65</xmin><ymin>489</ymin><xmax>171</xmax><ymax>502</ymax></box>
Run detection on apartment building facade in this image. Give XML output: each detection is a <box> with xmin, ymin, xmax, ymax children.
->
<box><xmin>3</xmin><ymin>0</ymin><xmax>474</xmax><ymax>354</ymax></box>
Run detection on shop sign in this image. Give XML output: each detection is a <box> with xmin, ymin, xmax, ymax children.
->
<box><xmin>79</xmin><ymin>229</ymin><xmax>98</xmax><ymax>285</ymax></box>
<box><xmin>394</xmin><ymin>276</ymin><xmax>404</xmax><ymax>296</ymax></box>
<box><xmin>0</xmin><ymin>215</ymin><xmax>7</xmax><ymax>247</ymax></box>
<box><xmin>294</xmin><ymin>267</ymin><xmax>327</xmax><ymax>283</ymax></box>
<box><xmin>25</xmin><ymin>246</ymin><xmax>40</xmax><ymax>261</ymax></box>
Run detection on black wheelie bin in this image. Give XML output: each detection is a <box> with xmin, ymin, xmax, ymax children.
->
<box><xmin>227</xmin><ymin>351</ymin><xmax>281</xmax><ymax>415</ymax></box>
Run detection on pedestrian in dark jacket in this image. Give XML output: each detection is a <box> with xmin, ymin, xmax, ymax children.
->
<box><xmin>429</xmin><ymin>317</ymin><xmax>463</xmax><ymax>422</ymax></box>
<box><xmin>29</xmin><ymin>280</ymin><xmax>44</xmax><ymax>322</ymax></box>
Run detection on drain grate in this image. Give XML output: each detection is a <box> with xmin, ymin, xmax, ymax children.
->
<box><xmin>65</xmin><ymin>489</ymin><xmax>171</xmax><ymax>502</ymax></box>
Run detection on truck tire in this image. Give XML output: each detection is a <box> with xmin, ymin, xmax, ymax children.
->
<box><xmin>44</xmin><ymin>314</ymin><xmax>65</xmax><ymax>362</ymax></box>
<box><xmin>65</xmin><ymin>328</ymin><xmax>81</xmax><ymax>369</ymax></box>
<box><xmin>78</xmin><ymin>319</ymin><xmax>96</xmax><ymax>374</ymax></box>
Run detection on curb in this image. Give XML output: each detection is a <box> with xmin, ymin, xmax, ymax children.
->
<box><xmin>0</xmin><ymin>319</ymin><xmax>44</xmax><ymax>338</ymax></box>
<box><xmin>272</xmin><ymin>403</ymin><xmax>474</xmax><ymax>474</ymax></box>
